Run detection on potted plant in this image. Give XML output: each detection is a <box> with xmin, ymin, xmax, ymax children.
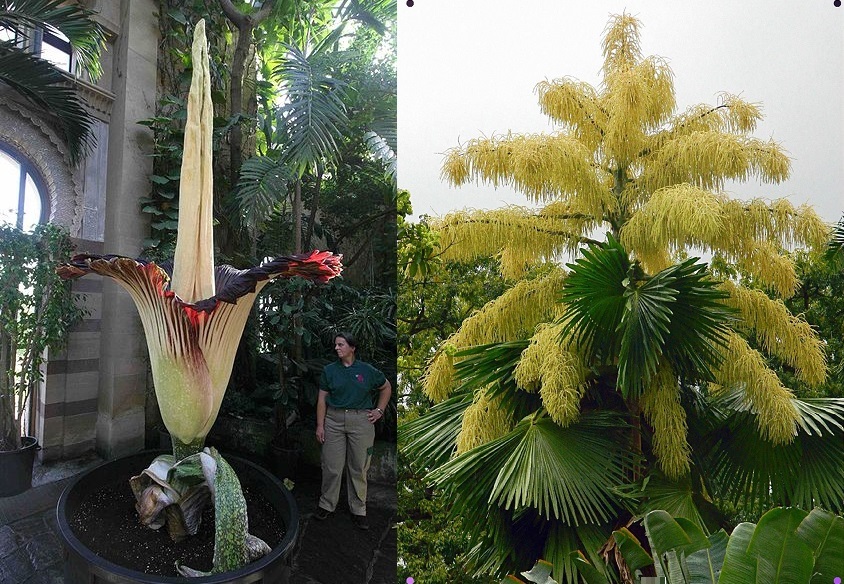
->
<box><xmin>55</xmin><ymin>21</ymin><xmax>342</xmax><ymax>580</ymax></box>
<box><xmin>0</xmin><ymin>223</ymin><xmax>83</xmax><ymax>497</ymax></box>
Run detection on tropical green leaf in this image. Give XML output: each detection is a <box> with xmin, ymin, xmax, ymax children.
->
<box><xmin>571</xmin><ymin>551</ymin><xmax>611</xmax><ymax>584</ymax></box>
<box><xmin>824</xmin><ymin>215</ymin><xmax>844</xmax><ymax>268</ymax></box>
<box><xmin>644</xmin><ymin>510</ymin><xmax>710</xmax><ymax>560</ymax></box>
<box><xmin>561</xmin><ymin>238</ymin><xmax>732</xmax><ymax>398</ymax></box>
<box><xmin>426</xmin><ymin>412</ymin><xmax>632</xmax><ymax>578</ymax></box>
<box><xmin>718</xmin><ymin>522</ymin><xmax>757</xmax><ymax>584</ymax></box>
<box><xmin>685</xmin><ymin>529</ymin><xmax>728</xmax><ymax>584</ymax></box>
<box><xmin>708</xmin><ymin>393</ymin><xmax>844</xmax><ymax>513</ymax></box>
<box><xmin>613</xmin><ymin>527</ymin><xmax>653</xmax><ymax>572</ymax></box>
<box><xmin>665</xmin><ymin>549</ymin><xmax>687</xmax><ymax>584</ymax></box>
<box><xmin>748</xmin><ymin>507</ymin><xmax>813</xmax><ymax>584</ymax></box>
<box><xmin>363</xmin><ymin>129</ymin><xmax>396</xmax><ymax>181</ymax></box>
<box><xmin>559</xmin><ymin>235</ymin><xmax>629</xmax><ymax>362</ymax></box>
<box><xmin>453</xmin><ymin>341</ymin><xmax>537</xmax><ymax>420</ymax></box>
<box><xmin>619</xmin><ymin>473</ymin><xmax>720</xmax><ymax>533</ymax></box>
<box><xmin>545</xmin><ymin>523</ymin><xmax>616</xmax><ymax>584</ymax></box>
<box><xmin>485</xmin><ymin>414</ymin><xmax>631</xmax><ymax>524</ymax></box>
<box><xmin>794</xmin><ymin>508</ymin><xmax>844</xmax><ymax>583</ymax></box>
<box><xmin>617</xmin><ymin>265</ymin><xmax>675</xmax><ymax>397</ymax></box>
<box><xmin>0</xmin><ymin>0</ymin><xmax>105</xmax><ymax>78</ymax></box>
<box><xmin>654</xmin><ymin>258</ymin><xmax>734</xmax><ymax>381</ymax></box>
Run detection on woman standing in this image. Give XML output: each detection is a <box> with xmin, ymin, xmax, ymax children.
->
<box><xmin>315</xmin><ymin>331</ymin><xmax>391</xmax><ymax>530</ymax></box>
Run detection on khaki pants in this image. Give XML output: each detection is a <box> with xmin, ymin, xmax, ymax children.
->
<box><xmin>319</xmin><ymin>406</ymin><xmax>375</xmax><ymax>516</ymax></box>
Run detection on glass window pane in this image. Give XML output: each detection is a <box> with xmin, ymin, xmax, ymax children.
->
<box><xmin>0</xmin><ymin>148</ymin><xmax>46</xmax><ymax>231</ymax></box>
<box><xmin>23</xmin><ymin>174</ymin><xmax>42</xmax><ymax>231</ymax></box>
<box><xmin>41</xmin><ymin>29</ymin><xmax>71</xmax><ymax>72</ymax></box>
<box><xmin>0</xmin><ymin>150</ymin><xmax>19</xmax><ymax>227</ymax></box>
<box><xmin>40</xmin><ymin>42</ymin><xmax>71</xmax><ymax>71</ymax></box>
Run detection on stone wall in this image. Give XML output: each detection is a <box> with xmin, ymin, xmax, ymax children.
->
<box><xmin>0</xmin><ymin>1</ymin><xmax>157</xmax><ymax>460</ymax></box>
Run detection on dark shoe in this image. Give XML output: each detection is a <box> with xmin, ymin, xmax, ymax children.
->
<box><xmin>314</xmin><ymin>507</ymin><xmax>333</xmax><ymax>520</ymax></box>
<box><xmin>351</xmin><ymin>514</ymin><xmax>369</xmax><ymax>530</ymax></box>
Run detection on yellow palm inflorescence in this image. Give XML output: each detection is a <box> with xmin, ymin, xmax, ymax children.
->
<box><xmin>641</xmin><ymin>365</ymin><xmax>691</xmax><ymax>479</ymax></box>
<box><xmin>456</xmin><ymin>390</ymin><xmax>512</xmax><ymax>455</ymax></box>
<box><xmin>514</xmin><ymin>322</ymin><xmax>588</xmax><ymax>428</ymax></box>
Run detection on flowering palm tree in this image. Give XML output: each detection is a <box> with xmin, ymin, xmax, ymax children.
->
<box><xmin>59</xmin><ymin>20</ymin><xmax>341</xmax><ymax>575</ymax></box>
<box><xmin>403</xmin><ymin>13</ymin><xmax>843</xmax><ymax>581</ymax></box>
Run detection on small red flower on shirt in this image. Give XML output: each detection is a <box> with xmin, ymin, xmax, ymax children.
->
<box><xmin>356</xmin><ymin>374</ymin><xmax>364</xmax><ymax>383</ymax></box>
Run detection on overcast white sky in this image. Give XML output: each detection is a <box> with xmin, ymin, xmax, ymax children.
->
<box><xmin>398</xmin><ymin>0</ymin><xmax>844</xmax><ymax>225</ymax></box>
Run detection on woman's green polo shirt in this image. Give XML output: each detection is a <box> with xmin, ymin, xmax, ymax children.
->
<box><xmin>320</xmin><ymin>360</ymin><xmax>387</xmax><ymax>409</ymax></box>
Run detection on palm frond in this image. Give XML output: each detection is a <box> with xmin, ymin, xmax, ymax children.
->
<box><xmin>453</xmin><ymin>341</ymin><xmax>538</xmax><ymax>419</ymax></box>
<box><xmin>707</xmin><ymin>391</ymin><xmax>844</xmax><ymax>513</ymax></box>
<box><xmin>825</xmin><ymin>216</ymin><xmax>844</xmax><ymax>268</ymax></box>
<box><xmin>430</xmin><ymin>412</ymin><xmax>633</xmax><ymax>526</ymax></box>
<box><xmin>399</xmin><ymin>391</ymin><xmax>471</xmax><ymax>471</ymax></box>
<box><xmin>340</xmin><ymin>0</ymin><xmax>396</xmax><ymax>36</ymax></box>
<box><xmin>273</xmin><ymin>43</ymin><xmax>349</xmax><ymax>175</ymax></box>
<box><xmin>559</xmin><ymin>235</ymin><xmax>629</xmax><ymax>363</ymax></box>
<box><xmin>363</xmin><ymin>130</ymin><xmax>396</xmax><ymax>180</ymax></box>
<box><xmin>0</xmin><ymin>42</ymin><xmax>93</xmax><ymax>162</ymax></box>
<box><xmin>560</xmin><ymin>237</ymin><xmax>733</xmax><ymax>398</ymax></box>
<box><xmin>235</xmin><ymin>155</ymin><xmax>291</xmax><ymax>237</ymax></box>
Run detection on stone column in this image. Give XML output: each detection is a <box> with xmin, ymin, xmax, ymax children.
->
<box><xmin>96</xmin><ymin>0</ymin><xmax>158</xmax><ymax>458</ymax></box>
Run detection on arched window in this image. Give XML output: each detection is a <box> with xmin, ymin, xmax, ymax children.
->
<box><xmin>0</xmin><ymin>144</ymin><xmax>47</xmax><ymax>231</ymax></box>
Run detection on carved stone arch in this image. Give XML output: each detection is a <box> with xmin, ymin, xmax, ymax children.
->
<box><xmin>0</xmin><ymin>97</ymin><xmax>84</xmax><ymax>236</ymax></box>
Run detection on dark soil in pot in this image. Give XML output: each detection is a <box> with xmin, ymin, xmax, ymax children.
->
<box><xmin>67</xmin><ymin>463</ymin><xmax>285</xmax><ymax>576</ymax></box>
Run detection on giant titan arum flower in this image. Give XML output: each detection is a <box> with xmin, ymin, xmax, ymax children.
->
<box><xmin>58</xmin><ymin>20</ymin><xmax>341</xmax><ymax>453</ymax></box>
<box><xmin>57</xmin><ymin>21</ymin><xmax>341</xmax><ymax>575</ymax></box>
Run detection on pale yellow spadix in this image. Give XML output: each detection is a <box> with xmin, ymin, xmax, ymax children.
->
<box><xmin>171</xmin><ymin>19</ymin><xmax>215</xmax><ymax>304</ymax></box>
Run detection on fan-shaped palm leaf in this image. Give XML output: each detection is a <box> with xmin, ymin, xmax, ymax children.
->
<box><xmin>400</xmin><ymin>340</ymin><xmax>530</xmax><ymax>470</ymax></box>
<box><xmin>706</xmin><ymin>390</ymin><xmax>844</xmax><ymax>513</ymax></box>
<box><xmin>453</xmin><ymin>341</ymin><xmax>538</xmax><ymax>418</ymax></box>
<box><xmin>399</xmin><ymin>391</ymin><xmax>471</xmax><ymax>470</ymax></box>
<box><xmin>559</xmin><ymin>235</ymin><xmax>629</xmax><ymax>362</ymax></box>
<box><xmin>430</xmin><ymin>412</ymin><xmax>634</xmax><ymax>526</ymax></box>
<box><xmin>560</xmin><ymin>236</ymin><xmax>733</xmax><ymax>398</ymax></box>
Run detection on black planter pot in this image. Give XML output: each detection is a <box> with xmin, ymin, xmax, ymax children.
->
<box><xmin>57</xmin><ymin>451</ymin><xmax>299</xmax><ymax>584</ymax></box>
<box><xmin>0</xmin><ymin>436</ymin><xmax>39</xmax><ymax>497</ymax></box>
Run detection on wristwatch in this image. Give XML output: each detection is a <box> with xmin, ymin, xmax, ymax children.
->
<box><xmin>374</xmin><ymin>407</ymin><xmax>384</xmax><ymax>416</ymax></box>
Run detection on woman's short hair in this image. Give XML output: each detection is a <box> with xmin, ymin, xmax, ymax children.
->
<box><xmin>333</xmin><ymin>331</ymin><xmax>357</xmax><ymax>349</ymax></box>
